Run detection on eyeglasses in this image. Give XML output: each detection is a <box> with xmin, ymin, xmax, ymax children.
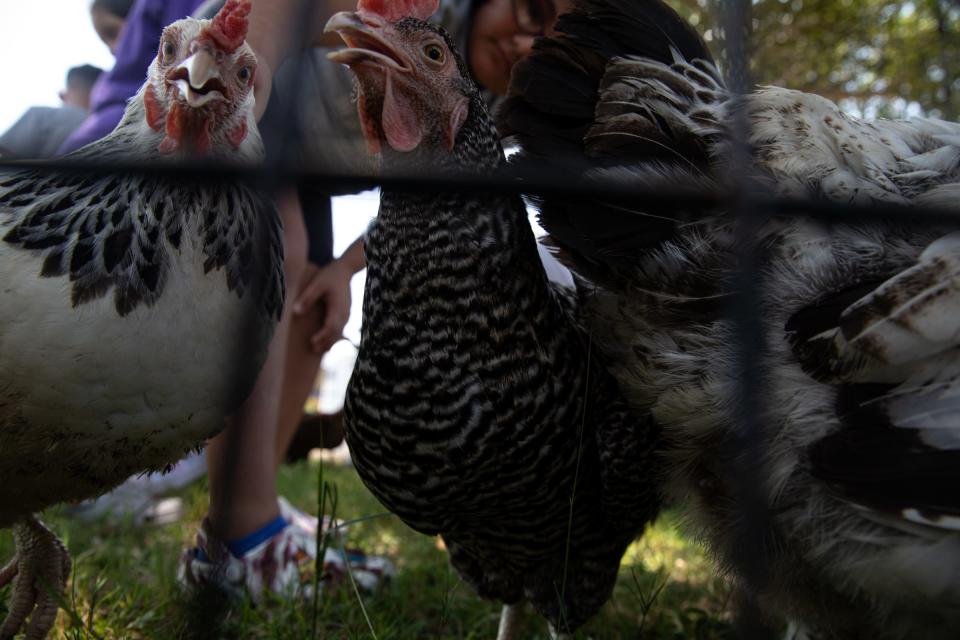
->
<box><xmin>511</xmin><ymin>0</ymin><xmax>557</xmax><ymax>36</ymax></box>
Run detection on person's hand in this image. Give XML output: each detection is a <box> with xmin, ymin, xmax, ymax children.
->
<box><xmin>294</xmin><ymin>258</ymin><xmax>354</xmax><ymax>354</ymax></box>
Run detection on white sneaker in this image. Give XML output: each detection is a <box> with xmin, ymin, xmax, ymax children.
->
<box><xmin>178</xmin><ymin>498</ymin><xmax>394</xmax><ymax>601</ymax></box>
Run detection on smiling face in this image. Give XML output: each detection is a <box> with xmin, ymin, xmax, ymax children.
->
<box><xmin>142</xmin><ymin>4</ymin><xmax>257</xmax><ymax>157</ymax></box>
<box><xmin>326</xmin><ymin>11</ymin><xmax>475</xmax><ymax>157</ymax></box>
<box><xmin>468</xmin><ymin>0</ymin><xmax>572</xmax><ymax>95</ymax></box>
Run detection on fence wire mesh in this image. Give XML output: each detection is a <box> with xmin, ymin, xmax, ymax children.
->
<box><xmin>1</xmin><ymin>0</ymin><xmax>957</xmax><ymax>637</ymax></box>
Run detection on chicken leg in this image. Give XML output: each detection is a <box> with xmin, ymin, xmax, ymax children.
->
<box><xmin>0</xmin><ymin>516</ymin><xmax>71</xmax><ymax>640</ymax></box>
<box><xmin>496</xmin><ymin>603</ymin><xmax>519</xmax><ymax>640</ymax></box>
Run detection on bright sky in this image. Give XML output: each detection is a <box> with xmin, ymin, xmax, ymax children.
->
<box><xmin>331</xmin><ymin>192</ymin><xmax>377</xmax><ymax>345</ymax></box>
<box><xmin>0</xmin><ymin>2</ymin><xmax>116</xmax><ymax>134</ymax></box>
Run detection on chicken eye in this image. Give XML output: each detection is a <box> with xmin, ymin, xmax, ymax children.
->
<box><xmin>237</xmin><ymin>66</ymin><xmax>251</xmax><ymax>84</ymax></box>
<box><xmin>423</xmin><ymin>43</ymin><xmax>445</xmax><ymax>64</ymax></box>
<box><xmin>160</xmin><ymin>40</ymin><xmax>176</xmax><ymax>63</ymax></box>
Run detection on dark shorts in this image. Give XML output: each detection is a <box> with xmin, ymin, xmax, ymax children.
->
<box><xmin>298</xmin><ymin>185</ymin><xmax>334</xmax><ymax>267</ymax></box>
<box><xmin>258</xmin><ymin>76</ymin><xmax>335</xmax><ymax>269</ymax></box>
<box><xmin>196</xmin><ymin>1</ymin><xmax>335</xmax><ymax>267</ymax></box>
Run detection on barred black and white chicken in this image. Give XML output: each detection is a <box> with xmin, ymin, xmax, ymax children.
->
<box><xmin>0</xmin><ymin>2</ymin><xmax>282</xmax><ymax>637</ymax></box>
<box><xmin>326</xmin><ymin>0</ymin><xmax>661</xmax><ymax>636</ymax></box>
<box><xmin>499</xmin><ymin>0</ymin><xmax>960</xmax><ymax>638</ymax></box>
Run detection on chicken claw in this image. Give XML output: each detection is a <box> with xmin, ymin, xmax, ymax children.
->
<box><xmin>0</xmin><ymin>516</ymin><xmax>71</xmax><ymax>640</ymax></box>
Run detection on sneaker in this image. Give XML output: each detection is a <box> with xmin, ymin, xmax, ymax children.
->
<box><xmin>178</xmin><ymin>498</ymin><xmax>395</xmax><ymax>602</ymax></box>
<box><xmin>277</xmin><ymin>495</ymin><xmax>332</xmax><ymax>538</ymax></box>
<box><xmin>178</xmin><ymin>514</ymin><xmax>319</xmax><ymax>601</ymax></box>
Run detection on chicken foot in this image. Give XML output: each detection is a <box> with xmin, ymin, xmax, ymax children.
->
<box><xmin>0</xmin><ymin>516</ymin><xmax>71</xmax><ymax>640</ymax></box>
<box><xmin>496</xmin><ymin>603</ymin><xmax>519</xmax><ymax>640</ymax></box>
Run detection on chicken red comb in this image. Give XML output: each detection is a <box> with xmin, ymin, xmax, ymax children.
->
<box><xmin>358</xmin><ymin>0</ymin><xmax>439</xmax><ymax>22</ymax></box>
<box><xmin>202</xmin><ymin>0</ymin><xmax>251</xmax><ymax>53</ymax></box>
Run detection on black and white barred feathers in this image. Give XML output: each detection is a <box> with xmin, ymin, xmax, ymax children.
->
<box><xmin>332</xmin><ymin>12</ymin><xmax>662</xmax><ymax>634</ymax></box>
<box><xmin>499</xmin><ymin>1</ymin><xmax>960</xmax><ymax>638</ymax></box>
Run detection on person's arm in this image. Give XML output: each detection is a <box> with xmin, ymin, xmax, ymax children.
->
<box><xmin>293</xmin><ymin>235</ymin><xmax>365</xmax><ymax>354</ymax></box>
<box><xmin>247</xmin><ymin>0</ymin><xmax>357</xmax><ymax>119</ymax></box>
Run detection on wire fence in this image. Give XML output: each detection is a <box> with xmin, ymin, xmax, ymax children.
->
<box><xmin>3</xmin><ymin>0</ymin><xmax>958</xmax><ymax>636</ymax></box>
<box><xmin>714</xmin><ymin>2</ymin><xmax>771</xmax><ymax>633</ymax></box>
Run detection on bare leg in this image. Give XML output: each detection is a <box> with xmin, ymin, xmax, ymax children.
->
<box><xmin>205</xmin><ymin>188</ymin><xmax>307</xmax><ymax>539</ymax></box>
<box><xmin>273</xmin><ymin>261</ymin><xmax>325</xmax><ymax>470</ymax></box>
<box><xmin>497</xmin><ymin>603</ymin><xmax>520</xmax><ymax>640</ymax></box>
<box><xmin>0</xmin><ymin>516</ymin><xmax>70</xmax><ymax>640</ymax></box>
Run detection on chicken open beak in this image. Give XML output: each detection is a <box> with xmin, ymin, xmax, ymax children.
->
<box><xmin>324</xmin><ymin>12</ymin><xmax>412</xmax><ymax>72</ymax></box>
<box><xmin>173</xmin><ymin>49</ymin><xmax>225</xmax><ymax>107</ymax></box>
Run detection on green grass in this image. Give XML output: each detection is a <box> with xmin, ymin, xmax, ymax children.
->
<box><xmin>0</xmin><ymin>461</ymin><xmax>735</xmax><ymax>639</ymax></box>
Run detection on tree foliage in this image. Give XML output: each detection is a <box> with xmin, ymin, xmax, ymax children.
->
<box><xmin>667</xmin><ymin>0</ymin><xmax>960</xmax><ymax>119</ymax></box>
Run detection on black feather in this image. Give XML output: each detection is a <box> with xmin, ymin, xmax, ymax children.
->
<box><xmin>499</xmin><ymin>0</ymin><xmax>725</xmax><ymax>265</ymax></box>
<box><xmin>785</xmin><ymin>278</ymin><xmax>897</xmax><ymax>382</ymax></box>
<box><xmin>499</xmin><ymin>0</ymin><xmax>715</xmax><ymax>144</ymax></box>
<box><xmin>40</xmin><ymin>250</ymin><xmax>66</xmax><ymax>277</ymax></box>
<box><xmin>810</xmin><ymin>385</ymin><xmax>960</xmax><ymax>517</ymax></box>
<box><xmin>570</xmin><ymin>0</ymin><xmax>713</xmax><ymax>66</ymax></box>
<box><xmin>785</xmin><ymin>280</ymin><xmax>886</xmax><ymax>345</ymax></box>
<box><xmin>103</xmin><ymin>227</ymin><xmax>133</xmax><ymax>274</ymax></box>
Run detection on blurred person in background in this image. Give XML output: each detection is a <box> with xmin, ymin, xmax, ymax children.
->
<box><xmin>0</xmin><ymin>64</ymin><xmax>103</xmax><ymax>158</ymax></box>
<box><xmin>90</xmin><ymin>0</ymin><xmax>137</xmax><ymax>54</ymax></box>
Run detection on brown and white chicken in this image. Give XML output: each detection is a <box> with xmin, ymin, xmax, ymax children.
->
<box><xmin>500</xmin><ymin>0</ymin><xmax>960</xmax><ymax>637</ymax></box>
<box><xmin>0</xmin><ymin>2</ymin><xmax>282</xmax><ymax>637</ymax></box>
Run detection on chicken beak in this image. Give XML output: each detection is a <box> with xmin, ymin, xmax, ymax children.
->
<box><xmin>174</xmin><ymin>49</ymin><xmax>224</xmax><ymax>107</ymax></box>
<box><xmin>325</xmin><ymin>12</ymin><xmax>411</xmax><ymax>72</ymax></box>
<box><xmin>324</xmin><ymin>10</ymin><xmax>374</xmax><ymax>32</ymax></box>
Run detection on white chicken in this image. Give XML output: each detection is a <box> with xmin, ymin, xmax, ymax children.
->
<box><xmin>0</xmin><ymin>2</ymin><xmax>282</xmax><ymax>637</ymax></box>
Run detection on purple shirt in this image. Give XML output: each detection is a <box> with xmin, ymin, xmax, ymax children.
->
<box><xmin>59</xmin><ymin>0</ymin><xmax>204</xmax><ymax>154</ymax></box>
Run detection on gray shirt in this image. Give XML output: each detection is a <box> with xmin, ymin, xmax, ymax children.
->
<box><xmin>0</xmin><ymin>105</ymin><xmax>88</xmax><ymax>159</ymax></box>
